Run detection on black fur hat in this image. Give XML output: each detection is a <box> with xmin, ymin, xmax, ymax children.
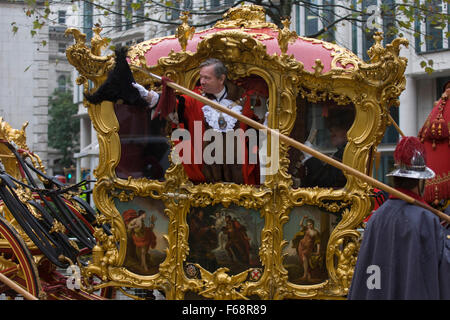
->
<box><xmin>84</xmin><ymin>46</ymin><xmax>149</xmax><ymax>107</ymax></box>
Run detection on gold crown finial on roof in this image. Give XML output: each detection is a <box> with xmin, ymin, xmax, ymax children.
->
<box><xmin>277</xmin><ymin>18</ymin><xmax>297</xmax><ymax>55</ymax></box>
<box><xmin>214</xmin><ymin>4</ymin><xmax>278</xmax><ymax>29</ymax></box>
<box><xmin>176</xmin><ymin>11</ymin><xmax>195</xmax><ymax>51</ymax></box>
<box><xmin>90</xmin><ymin>24</ymin><xmax>108</xmax><ymax>56</ymax></box>
<box><xmin>367</xmin><ymin>31</ymin><xmax>386</xmax><ymax>63</ymax></box>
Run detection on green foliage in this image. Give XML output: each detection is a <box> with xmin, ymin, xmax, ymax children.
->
<box><xmin>420</xmin><ymin>60</ymin><xmax>435</xmax><ymax>74</ymax></box>
<box><xmin>48</xmin><ymin>90</ymin><xmax>80</xmax><ymax>167</ymax></box>
<box><xmin>11</xmin><ymin>22</ymin><xmax>18</xmax><ymax>34</ymax></box>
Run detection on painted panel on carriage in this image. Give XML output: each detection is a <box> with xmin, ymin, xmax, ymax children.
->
<box><xmin>114</xmin><ymin>103</ymin><xmax>171</xmax><ymax>180</ymax></box>
<box><xmin>186</xmin><ymin>204</ymin><xmax>264</xmax><ymax>275</ymax></box>
<box><xmin>282</xmin><ymin>205</ymin><xmax>338</xmax><ymax>285</ymax></box>
<box><xmin>115</xmin><ymin>197</ymin><xmax>169</xmax><ymax>275</ymax></box>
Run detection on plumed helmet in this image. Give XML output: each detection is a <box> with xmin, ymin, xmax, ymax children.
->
<box><xmin>386</xmin><ymin>136</ymin><xmax>435</xmax><ymax>179</ymax></box>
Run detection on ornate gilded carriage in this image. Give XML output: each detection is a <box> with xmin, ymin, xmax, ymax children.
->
<box><xmin>65</xmin><ymin>4</ymin><xmax>408</xmax><ymax>299</ymax></box>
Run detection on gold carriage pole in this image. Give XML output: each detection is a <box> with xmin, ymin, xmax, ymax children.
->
<box><xmin>0</xmin><ymin>272</ymin><xmax>39</xmax><ymax>300</ymax></box>
<box><xmin>388</xmin><ymin>113</ymin><xmax>405</xmax><ymax>137</ymax></box>
<box><xmin>132</xmin><ymin>66</ymin><xmax>450</xmax><ymax>224</ymax></box>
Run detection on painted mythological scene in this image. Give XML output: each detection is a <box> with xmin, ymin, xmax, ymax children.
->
<box><xmin>282</xmin><ymin>205</ymin><xmax>337</xmax><ymax>285</ymax></box>
<box><xmin>187</xmin><ymin>204</ymin><xmax>264</xmax><ymax>275</ymax></box>
<box><xmin>115</xmin><ymin>197</ymin><xmax>169</xmax><ymax>275</ymax></box>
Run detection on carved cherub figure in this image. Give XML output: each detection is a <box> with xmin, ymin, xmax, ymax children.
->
<box><xmin>335</xmin><ymin>239</ymin><xmax>358</xmax><ymax>290</ymax></box>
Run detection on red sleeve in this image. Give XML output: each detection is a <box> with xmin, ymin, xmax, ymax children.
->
<box><xmin>179</xmin><ymin>95</ymin><xmax>205</xmax><ymax>183</ymax></box>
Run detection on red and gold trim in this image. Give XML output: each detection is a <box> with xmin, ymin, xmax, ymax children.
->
<box><xmin>425</xmin><ymin>171</ymin><xmax>450</xmax><ymax>206</ymax></box>
<box><xmin>0</xmin><ymin>215</ymin><xmax>42</xmax><ymax>297</ymax></box>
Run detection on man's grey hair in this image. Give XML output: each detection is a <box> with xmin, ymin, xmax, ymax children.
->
<box><xmin>199</xmin><ymin>58</ymin><xmax>227</xmax><ymax>79</ymax></box>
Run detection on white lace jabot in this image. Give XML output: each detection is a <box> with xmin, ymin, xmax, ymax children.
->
<box><xmin>202</xmin><ymin>99</ymin><xmax>242</xmax><ymax>132</ymax></box>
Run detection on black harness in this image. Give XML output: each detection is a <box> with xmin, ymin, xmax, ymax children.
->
<box><xmin>0</xmin><ymin>141</ymin><xmax>103</xmax><ymax>268</ymax></box>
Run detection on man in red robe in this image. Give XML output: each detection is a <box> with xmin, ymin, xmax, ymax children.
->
<box><xmin>132</xmin><ymin>58</ymin><xmax>261</xmax><ymax>185</ymax></box>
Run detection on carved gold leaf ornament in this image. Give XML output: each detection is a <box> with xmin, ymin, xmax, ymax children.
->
<box><xmin>277</xmin><ymin>18</ymin><xmax>298</xmax><ymax>55</ymax></box>
<box><xmin>313</xmin><ymin>59</ymin><xmax>325</xmax><ymax>76</ymax></box>
<box><xmin>214</xmin><ymin>3</ymin><xmax>278</xmax><ymax>30</ymax></box>
<box><xmin>63</xmin><ymin>4</ymin><xmax>409</xmax><ymax>299</ymax></box>
<box><xmin>196</xmin><ymin>265</ymin><xmax>250</xmax><ymax>300</ymax></box>
<box><xmin>49</xmin><ymin>220</ymin><xmax>66</xmax><ymax>234</ymax></box>
<box><xmin>300</xmin><ymin>37</ymin><xmax>361</xmax><ymax>72</ymax></box>
<box><xmin>175</xmin><ymin>11</ymin><xmax>195</xmax><ymax>52</ymax></box>
<box><xmin>90</xmin><ymin>24</ymin><xmax>109</xmax><ymax>56</ymax></box>
<box><xmin>127</xmin><ymin>42</ymin><xmax>152</xmax><ymax>68</ymax></box>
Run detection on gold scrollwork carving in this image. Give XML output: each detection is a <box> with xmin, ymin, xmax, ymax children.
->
<box><xmin>327</xmin><ymin>231</ymin><xmax>361</xmax><ymax>295</ymax></box>
<box><xmin>197</xmin><ymin>266</ymin><xmax>250</xmax><ymax>300</ymax></box>
<box><xmin>214</xmin><ymin>4</ymin><xmax>278</xmax><ymax>30</ymax></box>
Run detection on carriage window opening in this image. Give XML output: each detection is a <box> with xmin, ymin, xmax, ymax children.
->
<box><xmin>183</xmin><ymin>74</ymin><xmax>269</xmax><ymax>185</ymax></box>
<box><xmin>114</xmin><ymin>98</ymin><xmax>171</xmax><ymax>181</ymax></box>
<box><xmin>288</xmin><ymin>98</ymin><xmax>355</xmax><ymax>189</ymax></box>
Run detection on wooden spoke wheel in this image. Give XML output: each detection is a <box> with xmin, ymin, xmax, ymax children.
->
<box><xmin>0</xmin><ymin>214</ymin><xmax>42</xmax><ymax>299</ymax></box>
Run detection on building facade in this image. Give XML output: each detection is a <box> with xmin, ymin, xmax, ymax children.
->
<box><xmin>0</xmin><ymin>0</ymin><xmax>50</xmax><ymax>167</ymax></box>
<box><xmin>47</xmin><ymin>2</ymin><xmax>80</xmax><ymax>175</ymax></box>
<box><xmin>0</xmin><ymin>0</ymin><xmax>79</xmax><ymax>176</ymax></box>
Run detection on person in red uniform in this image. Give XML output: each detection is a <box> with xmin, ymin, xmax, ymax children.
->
<box><xmin>418</xmin><ymin>80</ymin><xmax>450</xmax><ymax>211</ymax></box>
<box><xmin>132</xmin><ymin>58</ymin><xmax>261</xmax><ymax>185</ymax></box>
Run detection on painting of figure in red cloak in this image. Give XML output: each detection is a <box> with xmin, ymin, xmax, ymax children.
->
<box><xmin>282</xmin><ymin>205</ymin><xmax>337</xmax><ymax>285</ymax></box>
<box><xmin>123</xmin><ymin>209</ymin><xmax>157</xmax><ymax>272</ymax></box>
<box><xmin>116</xmin><ymin>197</ymin><xmax>169</xmax><ymax>275</ymax></box>
<box><xmin>187</xmin><ymin>204</ymin><xmax>263</xmax><ymax>275</ymax></box>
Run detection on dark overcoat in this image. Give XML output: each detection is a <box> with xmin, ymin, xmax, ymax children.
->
<box><xmin>348</xmin><ymin>198</ymin><xmax>450</xmax><ymax>299</ymax></box>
